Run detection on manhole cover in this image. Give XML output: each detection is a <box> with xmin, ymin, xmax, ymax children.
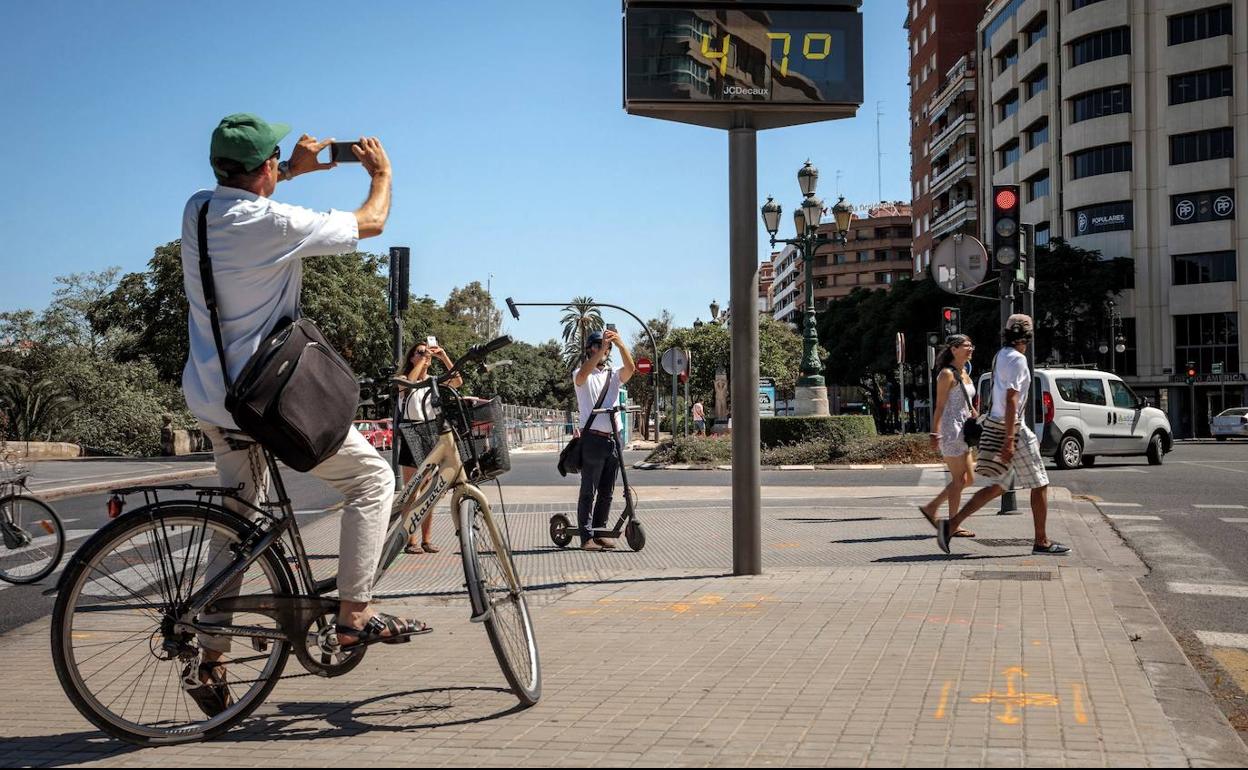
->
<box><xmin>962</xmin><ymin>570</ymin><xmax>1052</xmax><ymax>581</ymax></box>
<box><xmin>974</xmin><ymin>539</ymin><xmax>1035</xmax><ymax>547</ymax></box>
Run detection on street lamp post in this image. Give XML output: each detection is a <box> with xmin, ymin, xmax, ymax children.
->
<box><xmin>761</xmin><ymin>161</ymin><xmax>852</xmax><ymax>417</ymax></box>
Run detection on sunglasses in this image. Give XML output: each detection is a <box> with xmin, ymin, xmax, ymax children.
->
<box><xmin>410</xmin><ymin>349</ymin><xmax>429</xmax><ymax>360</ymax></box>
<box><xmin>270</xmin><ymin>146</ymin><xmax>281</xmax><ymax>161</ymax></box>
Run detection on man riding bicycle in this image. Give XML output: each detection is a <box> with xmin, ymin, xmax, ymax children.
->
<box><xmin>180</xmin><ymin>114</ymin><xmax>425</xmax><ymax>714</ymax></box>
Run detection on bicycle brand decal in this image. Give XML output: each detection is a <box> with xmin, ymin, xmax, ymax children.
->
<box><xmin>406</xmin><ymin>464</ymin><xmax>447</xmax><ymax>536</ymax></box>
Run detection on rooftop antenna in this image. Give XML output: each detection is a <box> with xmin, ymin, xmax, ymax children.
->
<box><xmin>875</xmin><ymin>101</ymin><xmax>885</xmax><ymax>203</ymax></box>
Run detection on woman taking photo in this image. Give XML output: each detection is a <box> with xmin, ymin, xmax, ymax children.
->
<box><xmin>919</xmin><ymin>334</ymin><xmax>978</xmax><ymax>538</ymax></box>
<box><xmin>397</xmin><ymin>338</ymin><xmax>462</xmax><ymax>554</ymax></box>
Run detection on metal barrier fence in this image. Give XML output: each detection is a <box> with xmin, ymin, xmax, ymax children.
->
<box><xmin>501</xmin><ymin>404</ymin><xmax>574</xmax><ymax>449</ymax></box>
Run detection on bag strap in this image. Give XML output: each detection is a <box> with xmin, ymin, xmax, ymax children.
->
<box><xmin>197</xmin><ymin>200</ymin><xmax>233</xmax><ymax>391</ymax></box>
<box><xmin>945</xmin><ymin>365</ymin><xmax>975</xmax><ymax>410</ymax></box>
<box><xmin>582</xmin><ymin>371</ymin><xmax>612</xmax><ymax>433</ymax></box>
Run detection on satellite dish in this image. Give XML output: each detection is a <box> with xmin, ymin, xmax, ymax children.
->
<box><xmin>931</xmin><ymin>234</ymin><xmax>989</xmax><ymax>294</ymax></box>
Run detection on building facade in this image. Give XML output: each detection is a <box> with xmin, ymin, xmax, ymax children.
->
<box><xmin>759</xmin><ymin>254</ymin><xmax>776</xmax><ymax>314</ymax></box>
<box><xmin>977</xmin><ymin>0</ymin><xmax>1246</xmax><ymax>436</ymax></box>
<box><xmin>908</xmin><ymin>0</ymin><xmax>991</xmax><ymax>276</ymax></box>
<box><xmin>772</xmin><ymin>204</ymin><xmax>915</xmax><ymax>326</ymax></box>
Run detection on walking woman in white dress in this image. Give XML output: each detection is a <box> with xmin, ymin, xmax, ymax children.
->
<box><xmin>919</xmin><ymin>335</ymin><xmax>978</xmax><ymax>538</ymax></box>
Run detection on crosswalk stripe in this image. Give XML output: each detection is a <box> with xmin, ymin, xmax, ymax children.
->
<box><xmin>1168</xmin><ymin>582</ymin><xmax>1248</xmax><ymax>599</ymax></box>
<box><xmin>1221</xmin><ymin>518</ymin><xmax>1248</xmax><ymax>524</ymax></box>
<box><xmin>1196</xmin><ymin>631</ymin><xmax>1248</xmax><ymax>650</ymax></box>
<box><xmin>1105</xmin><ymin>514</ymin><xmax>1161</xmax><ymax>521</ymax></box>
<box><xmin>1098</xmin><ymin>502</ymin><xmax>1143</xmax><ymax>508</ymax></box>
<box><xmin>1195</xmin><ymin>504</ymin><xmax>1248</xmax><ymax>510</ymax></box>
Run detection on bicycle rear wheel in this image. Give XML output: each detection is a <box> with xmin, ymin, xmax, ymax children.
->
<box><xmin>51</xmin><ymin>505</ymin><xmax>292</xmax><ymax>745</ymax></box>
<box><xmin>0</xmin><ymin>493</ymin><xmax>64</xmax><ymax>584</ymax></box>
<box><xmin>458</xmin><ymin>496</ymin><xmax>541</xmax><ymax>705</ymax></box>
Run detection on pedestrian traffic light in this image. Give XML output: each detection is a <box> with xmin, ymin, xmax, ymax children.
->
<box><xmin>1186</xmin><ymin>361</ymin><xmax>1197</xmax><ymax>385</ymax></box>
<box><xmin>941</xmin><ymin>307</ymin><xmax>961</xmax><ymax>338</ymax></box>
<box><xmin>992</xmin><ymin>185</ymin><xmax>1021</xmax><ymax>269</ymax></box>
<box><xmin>927</xmin><ymin>331</ymin><xmax>941</xmax><ymax>348</ymax></box>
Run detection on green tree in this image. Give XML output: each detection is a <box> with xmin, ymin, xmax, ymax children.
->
<box><xmin>476</xmin><ymin>339</ymin><xmax>574</xmax><ymax>410</ymax></box>
<box><xmin>445</xmin><ymin>281</ymin><xmax>502</xmax><ymax>340</ymax></box>
<box><xmin>0</xmin><ymin>365</ymin><xmax>78</xmax><ymax>442</ymax></box>
<box><xmin>627</xmin><ymin>311</ymin><xmax>674</xmax><ymax>440</ymax></box>
<box><xmin>559</xmin><ymin>297</ymin><xmax>603</xmax><ymax>370</ymax></box>
<box><xmin>92</xmin><ymin>242</ymin><xmax>188</xmax><ymax>382</ymax></box>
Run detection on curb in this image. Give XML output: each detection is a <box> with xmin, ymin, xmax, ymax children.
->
<box><xmin>633</xmin><ymin>462</ymin><xmax>947</xmax><ymax>471</ymax></box>
<box><xmin>33</xmin><ymin>467</ymin><xmax>218</xmax><ymax>503</ymax></box>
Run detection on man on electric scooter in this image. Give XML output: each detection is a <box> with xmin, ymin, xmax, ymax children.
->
<box><xmin>572</xmin><ymin>329</ymin><xmax>636</xmax><ymax>550</ymax></box>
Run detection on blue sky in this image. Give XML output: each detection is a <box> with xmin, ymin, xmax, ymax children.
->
<box><xmin>0</xmin><ymin>1</ymin><xmax>911</xmax><ymax>346</ymax></box>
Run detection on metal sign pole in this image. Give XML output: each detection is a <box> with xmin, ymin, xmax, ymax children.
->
<box><xmin>998</xmin><ymin>262</ymin><xmax>1021</xmax><ymax>515</ymax></box>
<box><xmin>388</xmin><ymin>247</ymin><xmax>410</xmax><ymax>485</ymax></box>
<box><xmin>730</xmin><ymin>126</ymin><xmax>762</xmax><ymax>576</ymax></box>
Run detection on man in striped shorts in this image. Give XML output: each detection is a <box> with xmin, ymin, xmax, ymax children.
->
<box><xmin>937</xmin><ymin>314</ymin><xmax>1070</xmax><ymax>556</ymax></box>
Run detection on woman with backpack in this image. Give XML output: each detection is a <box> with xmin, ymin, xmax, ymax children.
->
<box><xmin>918</xmin><ymin>335</ymin><xmax>978</xmax><ymax>538</ymax></box>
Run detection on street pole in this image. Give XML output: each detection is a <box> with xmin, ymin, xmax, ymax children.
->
<box><xmin>730</xmin><ymin>126</ymin><xmax>762</xmax><ymax>576</ymax></box>
<box><xmin>672</xmin><ymin>370</ymin><xmax>679</xmax><ymax>442</ymax></box>
<box><xmin>684</xmin><ymin>367</ymin><xmax>691</xmax><ymax>439</ymax></box>
<box><xmin>998</xmin><ymin>261</ymin><xmax>1021</xmax><ymax>515</ymax></box>
<box><xmin>898</xmin><ymin>360</ymin><xmax>905</xmax><ymax>436</ymax></box>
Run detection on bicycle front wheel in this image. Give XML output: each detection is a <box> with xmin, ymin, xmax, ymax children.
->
<box><xmin>0</xmin><ymin>494</ymin><xmax>64</xmax><ymax>584</ymax></box>
<box><xmin>458</xmin><ymin>495</ymin><xmax>541</xmax><ymax>705</ymax></box>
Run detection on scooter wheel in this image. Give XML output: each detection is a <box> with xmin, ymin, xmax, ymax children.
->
<box><xmin>624</xmin><ymin>520</ymin><xmax>646</xmax><ymax>552</ymax></box>
<box><xmin>550</xmin><ymin>514</ymin><xmax>573</xmax><ymax>548</ymax></box>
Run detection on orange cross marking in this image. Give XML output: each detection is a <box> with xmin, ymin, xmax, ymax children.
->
<box><xmin>969</xmin><ymin>667</ymin><xmax>1059</xmax><ymax>725</ymax></box>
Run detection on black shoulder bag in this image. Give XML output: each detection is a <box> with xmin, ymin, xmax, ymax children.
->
<box><xmin>557</xmin><ymin>375</ymin><xmax>612</xmax><ymax>477</ymax></box>
<box><xmin>197</xmin><ymin>201</ymin><xmax>359</xmax><ymax>472</ymax></box>
<box><xmin>946</xmin><ymin>366</ymin><xmax>983</xmax><ymax>447</ymax></box>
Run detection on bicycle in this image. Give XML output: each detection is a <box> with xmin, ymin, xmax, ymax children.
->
<box><xmin>0</xmin><ymin>454</ymin><xmax>65</xmax><ymax>584</ymax></box>
<box><xmin>50</xmin><ymin>336</ymin><xmax>539</xmax><ymax>746</ymax></box>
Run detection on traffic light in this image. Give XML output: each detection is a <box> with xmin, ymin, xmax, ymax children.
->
<box><xmin>1186</xmin><ymin>361</ymin><xmax>1197</xmax><ymax>385</ymax></box>
<box><xmin>941</xmin><ymin>307</ymin><xmax>961</xmax><ymax>338</ymax></box>
<box><xmin>992</xmin><ymin>185</ymin><xmax>1021</xmax><ymax>270</ymax></box>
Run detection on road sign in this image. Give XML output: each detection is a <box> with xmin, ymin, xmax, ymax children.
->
<box><xmin>636</xmin><ymin>357</ymin><xmax>653</xmax><ymax>375</ymax></box>
<box><xmin>1213</xmin><ymin>362</ymin><xmax>1225</xmax><ymax>375</ymax></box>
<box><xmin>661</xmin><ymin>348</ymin><xmax>688</xmax><ymax>376</ymax></box>
<box><xmin>759</xmin><ymin>378</ymin><xmax>777</xmax><ymax>418</ymax></box>
<box><xmin>932</xmin><ymin>234</ymin><xmax>989</xmax><ymax>294</ymax></box>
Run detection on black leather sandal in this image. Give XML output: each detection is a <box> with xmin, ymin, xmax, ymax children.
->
<box><xmin>182</xmin><ymin>660</ymin><xmax>234</xmax><ymax>718</ymax></box>
<box><xmin>335</xmin><ymin>613</ymin><xmax>431</xmax><ymax>651</ymax></box>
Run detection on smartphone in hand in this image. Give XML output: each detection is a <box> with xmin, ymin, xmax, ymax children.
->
<box><xmin>328</xmin><ymin>141</ymin><xmax>361</xmax><ymax>163</ymax></box>
<box><xmin>427</xmin><ymin>335</ymin><xmax>438</xmax><ymax>348</ymax></box>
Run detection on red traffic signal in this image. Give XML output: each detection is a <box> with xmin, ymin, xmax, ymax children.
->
<box><xmin>636</xmin><ymin>357</ymin><xmax>653</xmax><ymax>375</ymax></box>
<box><xmin>994</xmin><ymin>188</ymin><xmax>1019</xmax><ymax>211</ymax></box>
<box><xmin>678</xmin><ymin>371</ymin><xmax>688</xmax><ymax>384</ymax></box>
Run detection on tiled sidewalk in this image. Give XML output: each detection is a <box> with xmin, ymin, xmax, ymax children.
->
<box><xmin>1</xmin><ymin>487</ymin><xmax>1244</xmax><ymax>767</ymax></box>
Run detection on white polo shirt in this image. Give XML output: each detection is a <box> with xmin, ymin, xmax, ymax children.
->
<box><xmin>180</xmin><ymin>186</ymin><xmax>359</xmax><ymax>429</ymax></box>
<box><xmin>574</xmin><ymin>366</ymin><xmax>621</xmax><ymax>434</ymax></box>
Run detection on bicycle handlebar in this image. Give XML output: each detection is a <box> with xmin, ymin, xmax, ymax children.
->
<box><xmin>389</xmin><ymin>335</ymin><xmax>514</xmax><ymax>392</ymax></box>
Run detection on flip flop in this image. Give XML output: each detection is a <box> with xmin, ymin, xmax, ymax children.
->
<box><xmin>918</xmin><ymin>506</ymin><xmax>938</xmax><ymax>529</ymax></box>
<box><xmin>403</xmin><ymin>543</ymin><xmax>423</xmax><ymax>555</ymax></box>
<box><xmin>953</xmin><ymin>528</ymin><xmax>976</xmax><ymax>538</ymax></box>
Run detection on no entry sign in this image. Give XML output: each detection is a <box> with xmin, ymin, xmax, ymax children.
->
<box><xmin>636</xmin><ymin>357</ymin><xmax>653</xmax><ymax>375</ymax></box>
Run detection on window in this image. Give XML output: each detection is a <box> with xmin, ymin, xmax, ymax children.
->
<box><xmin>1170</xmin><ymin>127</ymin><xmax>1234</xmax><ymax>165</ymax></box>
<box><xmin>1071</xmin><ymin>201</ymin><xmax>1133</xmax><ymax>235</ymax></box>
<box><xmin>1070</xmin><ymin>143</ymin><xmax>1132</xmax><ymax>179</ymax></box>
<box><xmin>1171</xmin><ymin>189</ymin><xmax>1236</xmax><ymax>225</ymax></box>
<box><xmin>999</xmin><ymin>140</ymin><xmax>1021</xmax><ymax>170</ymax></box>
<box><xmin>1175</xmin><ymin>312</ymin><xmax>1240</xmax><ymax>375</ymax></box>
<box><xmin>1025</xmin><ymin>66</ymin><xmax>1048</xmax><ymax>100</ymax></box>
<box><xmin>1172</xmin><ymin>251</ymin><xmax>1237</xmax><ymax>285</ymax></box>
<box><xmin>875</xmin><ymin>272</ymin><xmax>894</xmax><ymax>285</ymax></box>
<box><xmin>857</xmin><ymin>251</ymin><xmax>868</xmax><ymax>262</ymax></box>
<box><xmin>998</xmin><ymin>91</ymin><xmax>1019</xmax><ymax>121</ymax></box>
<box><xmin>1109</xmin><ymin>380</ymin><xmax>1135</xmax><ymax>409</ymax></box>
<box><xmin>1070</xmin><ymin>27</ymin><xmax>1130</xmax><ymax>68</ymax></box>
<box><xmin>1024</xmin><ymin>15</ymin><xmax>1048</xmax><ymax>48</ymax></box>
<box><xmin>1071</xmin><ymin>0</ymin><xmax>1108</xmax><ymax>10</ymax></box>
<box><xmin>1070</xmin><ymin>84</ymin><xmax>1130</xmax><ymax>123</ymax></box>
<box><xmin>1169</xmin><ymin>5</ymin><xmax>1233</xmax><ymax>46</ymax></box>
<box><xmin>1169</xmin><ymin>67</ymin><xmax>1233</xmax><ymax>105</ymax></box>
<box><xmin>1078</xmin><ymin>379</ymin><xmax>1107</xmax><ymax>406</ymax></box>
<box><xmin>1027</xmin><ymin>119</ymin><xmax>1049</xmax><ymax>150</ymax></box>
<box><xmin>1055</xmin><ymin>379</ymin><xmax>1079</xmax><ymax>402</ymax></box>
<box><xmin>1028</xmin><ymin>171</ymin><xmax>1050</xmax><ymax>200</ymax></box>
<box><xmin>998</xmin><ymin>41</ymin><xmax>1018</xmax><ymax>74</ymax></box>
<box><xmin>834</xmin><ymin>252</ymin><xmax>848</xmax><ymax>265</ymax></box>
<box><xmin>875</xmin><ymin>250</ymin><xmax>889</xmax><ymax>262</ymax></box>
<box><xmin>1035</xmin><ymin>222</ymin><xmax>1051</xmax><ymax>247</ymax></box>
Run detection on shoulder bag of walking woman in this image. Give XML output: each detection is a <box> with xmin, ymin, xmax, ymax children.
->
<box><xmin>197</xmin><ymin>201</ymin><xmax>359</xmax><ymax>472</ymax></box>
<box><xmin>946</xmin><ymin>366</ymin><xmax>983</xmax><ymax>448</ymax></box>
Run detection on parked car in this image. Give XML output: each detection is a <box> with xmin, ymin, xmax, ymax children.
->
<box><xmin>977</xmin><ymin>367</ymin><xmax>1172</xmax><ymax>469</ymax></box>
<box><xmin>353</xmin><ymin>419</ymin><xmax>393</xmax><ymax>451</ymax></box>
<box><xmin>1211</xmin><ymin>407</ymin><xmax>1248</xmax><ymax>441</ymax></box>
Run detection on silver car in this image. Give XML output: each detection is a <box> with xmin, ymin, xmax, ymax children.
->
<box><xmin>1211</xmin><ymin>408</ymin><xmax>1248</xmax><ymax>441</ymax></box>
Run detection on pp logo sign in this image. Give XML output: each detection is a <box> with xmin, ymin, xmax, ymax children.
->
<box><xmin>1214</xmin><ymin>195</ymin><xmax>1234</xmax><ymax>218</ymax></box>
<box><xmin>1077</xmin><ymin>212</ymin><xmax>1089</xmax><ymax>233</ymax></box>
<box><xmin>1175</xmin><ymin>199</ymin><xmax>1196</xmax><ymax>221</ymax></box>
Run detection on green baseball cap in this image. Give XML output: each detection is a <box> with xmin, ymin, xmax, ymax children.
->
<box><xmin>209</xmin><ymin>113</ymin><xmax>290</xmax><ymax>180</ymax></box>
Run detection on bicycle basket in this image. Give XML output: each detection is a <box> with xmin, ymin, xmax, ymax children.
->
<box><xmin>443</xmin><ymin>396</ymin><xmax>511</xmax><ymax>482</ymax></box>
<box><xmin>397</xmin><ymin>419</ymin><xmax>442</xmax><ymax>470</ymax></box>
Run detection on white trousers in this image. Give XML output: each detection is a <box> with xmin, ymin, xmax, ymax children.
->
<box><xmin>200</xmin><ymin>421</ymin><xmax>395</xmax><ymax>605</ymax></box>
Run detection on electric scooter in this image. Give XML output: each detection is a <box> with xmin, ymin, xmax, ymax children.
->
<box><xmin>549</xmin><ymin>405</ymin><xmax>646</xmax><ymax>551</ymax></box>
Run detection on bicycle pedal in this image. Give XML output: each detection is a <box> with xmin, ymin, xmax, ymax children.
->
<box><xmin>250</xmin><ymin>638</ymin><xmax>270</xmax><ymax>652</ymax></box>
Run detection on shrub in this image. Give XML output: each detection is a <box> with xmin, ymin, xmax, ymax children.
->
<box><xmin>759</xmin><ymin>415</ymin><xmax>876</xmax><ymax>448</ymax></box>
<box><xmin>761</xmin><ymin>441</ymin><xmax>833</xmax><ymax>465</ymax></box>
<box><xmin>839</xmin><ymin>435</ymin><xmax>940</xmax><ymax>465</ymax></box>
<box><xmin>645</xmin><ymin>434</ymin><xmax>732</xmax><ymax>465</ymax></box>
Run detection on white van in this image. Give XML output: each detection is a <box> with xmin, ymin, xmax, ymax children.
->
<box><xmin>976</xmin><ymin>367</ymin><xmax>1173</xmax><ymax>469</ymax></box>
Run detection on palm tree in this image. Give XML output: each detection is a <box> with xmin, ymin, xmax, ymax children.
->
<box><xmin>559</xmin><ymin>297</ymin><xmax>603</xmax><ymax>371</ymax></box>
<box><xmin>0</xmin><ymin>366</ymin><xmax>78</xmax><ymax>442</ymax></box>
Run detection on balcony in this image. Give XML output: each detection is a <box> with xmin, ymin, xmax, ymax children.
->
<box><xmin>928</xmin><ymin>56</ymin><xmax>977</xmax><ymax>126</ymax></box>
<box><xmin>930</xmin><ymin>199</ymin><xmax>979</xmax><ymax>239</ymax></box>
<box><xmin>929</xmin><ymin>113</ymin><xmax>978</xmax><ymax>161</ymax></box>
<box><xmin>930</xmin><ymin>155</ymin><xmax>977</xmax><ymax>197</ymax></box>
